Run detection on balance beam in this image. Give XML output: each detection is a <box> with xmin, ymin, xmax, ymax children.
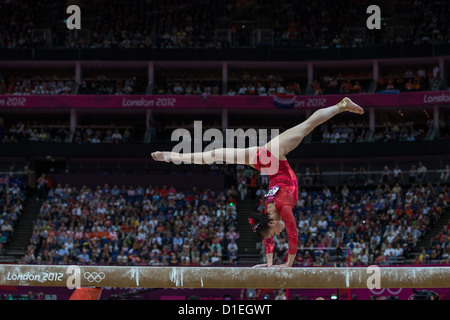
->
<box><xmin>0</xmin><ymin>265</ymin><xmax>449</xmax><ymax>289</ymax></box>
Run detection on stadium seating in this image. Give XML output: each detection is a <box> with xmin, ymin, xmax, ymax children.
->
<box><xmin>0</xmin><ymin>176</ymin><xmax>26</xmax><ymax>254</ymax></box>
<box><xmin>25</xmin><ymin>184</ymin><xmax>239</xmax><ymax>266</ymax></box>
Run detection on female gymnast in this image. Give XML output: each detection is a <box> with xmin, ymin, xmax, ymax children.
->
<box><xmin>151</xmin><ymin>97</ymin><xmax>364</xmax><ymax>269</ymax></box>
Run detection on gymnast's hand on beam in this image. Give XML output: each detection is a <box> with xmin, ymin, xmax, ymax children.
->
<box><xmin>252</xmin><ymin>263</ymin><xmax>273</xmax><ymax>268</ymax></box>
<box><xmin>271</xmin><ymin>263</ymin><xmax>292</xmax><ymax>271</ymax></box>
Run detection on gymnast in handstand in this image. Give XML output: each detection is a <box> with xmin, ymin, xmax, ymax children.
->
<box><xmin>152</xmin><ymin>97</ymin><xmax>364</xmax><ymax>269</ymax></box>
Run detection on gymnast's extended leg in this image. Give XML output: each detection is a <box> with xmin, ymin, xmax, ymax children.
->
<box><xmin>263</xmin><ymin>97</ymin><xmax>364</xmax><ymax>160</ymax></box>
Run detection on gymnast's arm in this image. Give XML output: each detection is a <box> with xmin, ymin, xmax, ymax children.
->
<box><xmin>275</xmin><ymin>205</ymin><xmax>298</xmax><ymax>269</ymax></box>
<box><xmin>252</xmin><ymin>238</ymin><xmax>274</xmax><ymax>268</ymax></box>
<box><xmin>254</xmin><ymin>205</ymin><xmax>298</xmax><ymax>269</ymax></box>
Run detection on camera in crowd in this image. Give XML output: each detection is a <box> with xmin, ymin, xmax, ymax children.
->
<box><xmin>408</xmin><ymin>289</ymin><xmax>439</xmax><ymax>300</ymax></box>
<box><xmin>333</xmin><ymin>247</ymin><xmax>347</xmax><ymax>267</ymax></box>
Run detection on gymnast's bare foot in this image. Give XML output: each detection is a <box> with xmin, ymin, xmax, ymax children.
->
<box><xmin>151</xmin><ymin>151</ymin><xmax>172</xmax><ymax>162</ymax></box>
<box><xmin>338</xmin><ymin>97</ymin><xmax>364</xmax><ymax>115</ymax></box>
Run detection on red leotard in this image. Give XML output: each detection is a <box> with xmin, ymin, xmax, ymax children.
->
<box><xmin>253</xmin><ymin>147</ymin><xmax>298</xmax><ymax>256</ymax></box>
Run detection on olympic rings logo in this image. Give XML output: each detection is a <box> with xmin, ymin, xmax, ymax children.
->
<box><xmin>370</xmin><ymin>288</ymin><xmax>402</xmax><ymax>295</ymax></box>
<box><xmin>83</xmin><ymin>272</ymin><xmax>106</xmax><ymax>283</ymax></box>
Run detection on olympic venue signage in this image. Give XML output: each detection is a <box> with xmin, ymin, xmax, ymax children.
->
<box><xmin>0</xmin><ymin>90</ymin><xmax>449</xmax><ymax>109</ymax></box>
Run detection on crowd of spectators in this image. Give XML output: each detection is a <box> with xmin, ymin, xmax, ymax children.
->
<box><xmin>78</xmin><ymin>76</ymin><xmax>145</xmax><ymax>95</ymax></box>
<box><xmin>0</xmin><ymin>0</ymin><xmax>61</xmax><ymax>49</ymax></box>
<box><xmin>402</xmin><ymin>0</ymin><xmax>450</xmax><ymax>45</ymax></box>
<box><xmin>149</xmin><ymin>117</ymin><xmax>446</xmax><ymax>146</ymax></box>
<box><xmin>158</xmin><ymin>81</ymin><xmax>222</xmax><ymax>96</ymax></box>
<box><xmin>315</xmin><ymin>119</ymin><xmax>432</xmax><ymax>144</ymax></box>
<box><xmin>23</xmin><ymin>184</ymin><xmax>241</xmax><ymax>266</ymax></box>
<box><xmin>0</xmin><ymin>73</ymin><xmax>144</xmax><ymax>95</ymax></box>
<box><xmin>267</xmin><ymin>0</ymin><xmax>371</xmax><ymax>49</ymax></box>
<box><xmin>1</xmin><ymin>116</ymin><xmax>446</xmax><ymax>146</ymax></box>
<box><xmin>228</xmin><ymin>81</ymin><xmax>301</xmax><ymax>96</ymax></box>
<box><xmin>226</xmin><ymin>71</ymin><xmax>301</xmax><ymax>96</ymax></box>
<box><xmin>371</xmin><ymin>121</ymin><xmax>428</xmax><ymax>143</ymax></box>
<box><xmin>419</xmin><ymin>219</ymin><xmax>450</xmax><ymax>263</ymax></box>
<box><xmin>0</xmin><ymin>121</ymin><xmax>70</xmax><ymax>144</ymax></box>
<box><xmin>72</xmin><ymin>126</ymin><xmax>133</xmax><ymax>144</ymax></box>
<box><xmin>311</xmin><ymin>76</ymin><xmax>371</xmax><ymax>96</ymax></box>
<box><xmin>255</xmin><ymin>180</ymin><xmax>449</xmax><ymax>266</ymax></box>
<box><xmin>0</xmin><ymin>63</ymin><xmax>445</xmax><ymax>97</ymax></box>
<box><xmin>0</xmin><ymin>176</ymin><xmax>26</xmax><ymax>255</ymax></box>
<box><xmin>65</xmin><ymin>0</ymin><xmax>223</xmax><ymax>49</ymax></box>
<box><xmin>1</xmin><ymin>1</ymin><xmax>449</xmax><ymax>50</ymax></box>
<box><xmin>259</xmin><ymin>0</ymin><xmax>450</xmax><ymax>48</ymax></box>
<box><xmin>376</xmin><ymin>66</ymin><xmax>442</xmax><ymax>92</ymax></box>
<box><xmin>312</xmin><ymin>64</ymin><xmax>443</xmax><ymax>97</ymax></box>
<box><xmin>318</xmin><ymin>120</ymin><xmax>368</xmax><ymax>144</ymax></box>
<box><xmin>154</xmin><ymin>77</ymin><xmax>303</xmax><ymax>97</ymax></box>
<box><xmin>297</xmin><ymin>161</ymin><xmax>450</xmax><ymax>192</ymax></box>
<box><xmin>4</xmin><ymin>76</ymin><xmax>73</xmax><ymax>95</ymax></box>
<box><xmin>0</xmin><ymin>121</ymin><xmax>135</xmax><ymax>144</ymax></box>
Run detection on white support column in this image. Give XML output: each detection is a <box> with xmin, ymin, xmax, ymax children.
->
<box><xmin>145</xmin><ymin>109</ymin><xmax>154</xmax><ymax>143</ymax></box>
<box><xmin>373</xmin><ymin>60</ymin><xmax>379</xmax><ymax>82</ymax></box>
<box><xmin>307</xmin><ymin>62</ymin><xmax>313</xmax><ymax>84</ymax></box>
<box><xmin>221</xmin><ymin>109</ymin><xmax>228</xmax><ymax>132</ymax></box>
<box><xmin>438</xmin><ymin>57</ymin><xmax>445</xmax><ymax>85</ymax></box>
<box><xmin>148</xmin><ymin>62</ymin><xmax>154</xmax><ymax>93</ymax></box>
<box><xmin>70</xmin><ymin>109</ymin><xmax>78</xmax><ymax>133</ymax></box>
<box><xmin>222</xmin><ymin>62</ymin><xmax>228</xmax><ymax>94</ymax></box>
<box><xmin>433</xmin><ymin>104</ymin><xmax>439</xmax><ymax>130</ymax></box>
<box><xmin>369</xmin><ymin>107</ymin><xmax>375</xmax><ymax>132</ymax></box>
<box><xmin>75</xmin><ymin>61</ymin><xmax>81</xmax><ymax>83</ymax></box>
<box><xmin>146</xmin><ymin>109</ymin><xmax>152</xmax><ymax>127</ymax></box>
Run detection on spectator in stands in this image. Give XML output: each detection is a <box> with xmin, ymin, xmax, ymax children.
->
<box><xmin>393</xmin><ymin>165</ymin><xmax>403</xmax><ymax>183</ymax></box>
<box><xmin>417</xmin><ymin>162</ymin><xmax>427</xmax><ymax>182</ymax></box>
<box><xmin>440</xmin><ymin>165</ymin><xmax>449</xmax><ymax>183</ymax></box>
<box><xmin>36</xmin><ymin>174</ymin><xmax>49</xmax><ymax>200</ymax></box>
<box><xmin>303</xmin><ymin>168</ymin><xmax>313</xmax><ymax>186</ymax></box>
<box><xmin>409</xmin><ymin>165</ymin><xmax>418</xmax><ymax>183</ymax></box>
<box><xmin>380</xmin><ymin>166</ymin><xmax>392</xmax><ymax>184</ymax></box>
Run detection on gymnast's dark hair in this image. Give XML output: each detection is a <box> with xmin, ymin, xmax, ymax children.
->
<box><xmin>248</xmin><ymin>212</ymin><xmax>273</xmax><ymax>240</ymax></box>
